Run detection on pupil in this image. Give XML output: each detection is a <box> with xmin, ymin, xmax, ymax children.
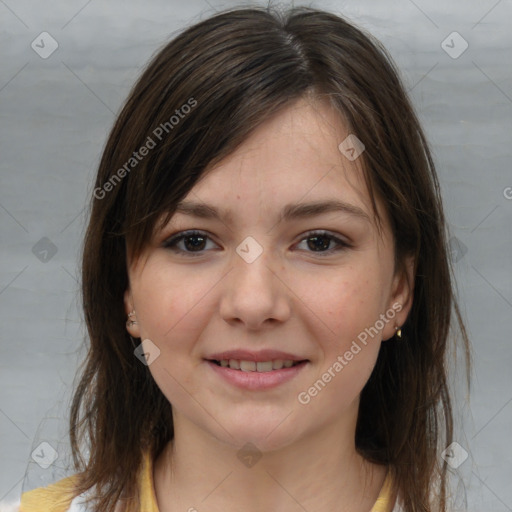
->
<box><xmin>185</xmin><ymin>235</ymin><xmax>206</xmax><ymax>251</ymax></box>
<box><xmin>308</xmin><ymin>235</ymin><xmax>329</xmax><ymax>251</ymax></box>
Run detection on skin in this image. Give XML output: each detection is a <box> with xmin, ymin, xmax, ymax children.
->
<box><xmin>124</xmin><ymin>96</ymin><xmax>413</xmax><ymax>512</ymax></box>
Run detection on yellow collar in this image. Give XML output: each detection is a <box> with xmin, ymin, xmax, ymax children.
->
<box><xmin>142</xmin><ymin>450</ymin><xmax>395</xmax><ymax>512</ymax></box>
<box><xmin>20</xmin><ymin>450</ymin><xmax>396</xmax><ymax>511</ymax></box>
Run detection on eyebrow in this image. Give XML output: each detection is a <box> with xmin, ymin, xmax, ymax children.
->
<box><xmin>173</xmin><ymin>199</ymin><xmax>371</xmax><ymax>224</ymax></box>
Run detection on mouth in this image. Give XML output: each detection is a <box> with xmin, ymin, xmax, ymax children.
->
<box><xmin>204</xmin><ymin>349</ymin><xmax>309</xmax><ymax>389</ymax></box>
<box><xmin>204</xmin><ymin>355</ymin><xmax>309</xmax><ymax>390</ymax></box>
<box><xmin>207</xmin><ymin>358</ymin><xmax>307</xmax><ymax>372</ymax></box>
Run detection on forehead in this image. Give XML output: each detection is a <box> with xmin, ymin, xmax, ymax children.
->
<box><xmin>178</xmin><ymin>97</ymin><xmax>376</xmax><ymax>223</ymax></box>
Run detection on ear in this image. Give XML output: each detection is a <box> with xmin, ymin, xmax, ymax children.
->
<box><xmin>382</xmin><ymin>255</ymin><xmax>415</xmax><ymax>341</ymax></box>
<box><xmin>124</xmin><ymin>288</ymin><xmax>141</xmax><ymax>338</ymax></box>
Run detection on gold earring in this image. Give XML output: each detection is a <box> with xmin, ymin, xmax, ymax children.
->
<box><xmin>395</xmin><ymin>326</ymin><xmax>402</xmax><ymax>339</ymax></box>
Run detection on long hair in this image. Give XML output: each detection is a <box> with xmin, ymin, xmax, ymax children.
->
<box><xmin>71</xmin><ymin>6</ymin><xmax>472</xmax><ymax>511</ymax></box>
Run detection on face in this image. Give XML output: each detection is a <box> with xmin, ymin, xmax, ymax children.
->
<box><xmin>124</xmin><ymin>96</ymin><xmax>413</xmax><ymax>452</ymax></box>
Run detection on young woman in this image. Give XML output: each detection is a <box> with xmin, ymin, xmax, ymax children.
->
<box><xmin>19</xmin><ymin>5</ymin><xmax>471</xmax><ymax>512</ymax></box>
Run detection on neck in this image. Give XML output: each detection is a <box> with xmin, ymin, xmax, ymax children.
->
<box><xmin>153</xmin><ymin>415</ymin><xmax>388</xmax><ymax>512</ymax></box>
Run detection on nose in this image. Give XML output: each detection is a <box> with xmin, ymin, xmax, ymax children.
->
<box><xmin>219</xmin><ymin>242</ymin><xmax>291</xmax><ymax>331</ymax></box>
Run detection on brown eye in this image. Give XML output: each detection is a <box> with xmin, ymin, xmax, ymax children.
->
<box><xmin>296</xmin><ymin>231</ymin><xmax>350</xmax><ymax>256</ymax></box>
<box><xmin>306</xmin><ymin>234</ymin><xmax>331</xmax><ymax>251</ymax></box>
<box><xmin>162</xmin><ymin>230</ymin><xmax>218</xmax><ymax>256</ymax></box>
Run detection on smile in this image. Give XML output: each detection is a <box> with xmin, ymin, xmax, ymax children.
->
<box><xmin>205</xmin><ymin>359</ymin><xmax>309</xmax><ymax>390</ymax></box>
<box><xmin>210</xmin><ymin>359</ymin><xmax>303</xmax><ymax>372</ymax></box>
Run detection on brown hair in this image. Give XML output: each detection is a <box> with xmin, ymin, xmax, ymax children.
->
<box><xmin>71</xmin><ymin>5</ymin><xmax>471</xmax><ymax>511</ymax></box>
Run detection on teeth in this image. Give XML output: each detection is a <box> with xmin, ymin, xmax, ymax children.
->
<box><xmin>216</xmin><ymin>359</ymin><xmax>300</xmax><ymax>371</ymax></box>
<box><xmin>256</xmin><ymin>361</ymin><xmax>273</xmax><ymax>372</ymax></box>
<box><xmin>240</xmin><ymin>360</ymin><xmax>256</xmax><ymax>372</ymax></box>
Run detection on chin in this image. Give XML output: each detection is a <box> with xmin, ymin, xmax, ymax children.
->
<box><xmin>219</xmin><ymin>419</ymin><xmax>301</xmax><ymax>454</ymax></box>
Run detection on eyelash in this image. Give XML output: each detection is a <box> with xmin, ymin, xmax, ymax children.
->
<box><xmin>162</xmin><ymin>229</ymin><xmax>351</xmax><ymax>257</ymax></box>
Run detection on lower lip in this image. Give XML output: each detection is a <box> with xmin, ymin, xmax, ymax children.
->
<box><xmin>205</xmin><ymin>360</ymin><xmax>308</xmax><ymax>390</ymax></box>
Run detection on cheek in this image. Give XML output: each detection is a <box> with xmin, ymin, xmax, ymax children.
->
<box><xmin>307</xmin><ymin>267</ymin><xmax>387</xmax><ymax>342</ymax></box>
<box><xmin>299</xmin><ymin>276</ymin><xmax>384</xmax><ymax>413</ymax></box>
<box><xmin>132</xmin><ymin>259</ymin><xmax>212</xmax><ymax>340</ymax></box>
<box><xmin>300</xmin><ymin>266</ymin><xmax>387</xmax><ymax>394</ymax></box>
<box><xmin>130</xmin><ymin>258</ymin><xmax>227</xmax><ymax>386</ymax></box>
<box><xmin>304</xmin><ymin>346</ymin><xmax>379</xmax><ymax>417</ymax></box>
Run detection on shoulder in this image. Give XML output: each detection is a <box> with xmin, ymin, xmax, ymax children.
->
<box><xmin>18</xmin><ymin>449</ymin><xmax>154</xmax><ymax>512</ymax></box>
<box><xmin>18</xmin><ymin>474</ymin><xmax>91</xmax><ymax>512</ymax></box>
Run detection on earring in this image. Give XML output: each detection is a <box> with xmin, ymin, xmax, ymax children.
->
<box><xmin>395</xmin><ymin>325</ymin><xmax>402</xmax><ymax>339</ymax></box>
<box><xmin>126</xmin><ymin>310</ymin><xmax>138</xmax><ymax>327</ymax></box>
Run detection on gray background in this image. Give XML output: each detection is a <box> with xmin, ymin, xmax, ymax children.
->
<box><xmin>1</xmin><ymin>0</ymin><xmax>511</xmax><ymax>510</ymax></box>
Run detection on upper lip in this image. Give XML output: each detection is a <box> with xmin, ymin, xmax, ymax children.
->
<box><xmin>206</xmin><ymin>349</ymin><xmax>307</xmax><ymax>362</ymax></box>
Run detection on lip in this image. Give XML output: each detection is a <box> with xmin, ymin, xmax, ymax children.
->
<box><xmin>205</xmin><ymin>359</ymin><xmax>309</xmax><ymax>391</ymax></box>
<box><xmin>206</xmin><ymin>349</ymin><xmax>305</xmax><ymax>362</ymax></box>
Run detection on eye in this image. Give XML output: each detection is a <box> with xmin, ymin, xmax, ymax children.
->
<box><xmin>162</xmin><ymin>229</ymin><xmax>350</xmax><ymax>257</ymax></box>
<box><xmin>162</xmin><ymin>230</ymin><xmax>219</xmax><ymax>256</ymax></box>
<box><xmin>295</xmin><ymin>230</ymin><xmax>350</xmax><ymax>256</ymax></box>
